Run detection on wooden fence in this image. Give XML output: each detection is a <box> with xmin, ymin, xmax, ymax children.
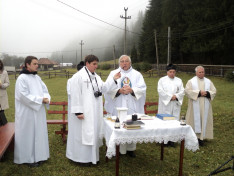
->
<box><xmin>9</xmin><ymin>70</ymin><xmax>104</xmax><ymax>80</ymax></box>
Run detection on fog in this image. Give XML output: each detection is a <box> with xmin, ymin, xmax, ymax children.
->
<box><xmin>0</xmin><ymin>0</ymin><xmax>149</xmax><ymax>62</ymax></box>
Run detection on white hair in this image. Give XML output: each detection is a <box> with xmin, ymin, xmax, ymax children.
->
<box><xmin>119</xmin><ymin>55</ymin><xmax>131</xmax><ymax>64</ymax></box>
<box><xmin>195</xmin><ymin>65</ymin><xmax>205</xmax><ymax>72</ymax></box>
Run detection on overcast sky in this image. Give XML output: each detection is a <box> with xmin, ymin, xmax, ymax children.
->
<box><xmin>0</xmin><ymin>0</ymin><xmax>149</xmax><ymax>58</ymax></box>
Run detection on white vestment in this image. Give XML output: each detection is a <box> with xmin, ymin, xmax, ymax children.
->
<box><xmin>14</xmin><ymin>74</ymin><xmax>50</xmax><ymax>164</ymax></box>
<box><xmin>104</xmin><ymin>67</ymin><xmax>146</xmax><ymax>154</ymax></box>
<box><xmin>157</xmin><ymin>76</ymin><xmax>185</xmax><ymax>120</ymax></box>
<box><xmin>66</xmin><ymin>67</ymin><xmax>117</xmax><ymax>164</ymax></box>
<box><xmin>185</xmin><ymin>76</ymin><xmax>216</xmax><ymax>140</ymax></box>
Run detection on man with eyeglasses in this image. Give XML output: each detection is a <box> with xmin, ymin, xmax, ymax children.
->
<box><xmin>104</xmin><ymin>55</ymin><xmax>146</xmax><ymax>157</ymax></box>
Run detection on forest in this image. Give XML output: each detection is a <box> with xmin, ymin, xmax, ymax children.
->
<box><xmin>135</xmin><ymin>0</ymin><xmax>234</xmax><ymax>65</ymax></box>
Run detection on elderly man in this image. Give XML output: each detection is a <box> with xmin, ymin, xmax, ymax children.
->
<box><xmin>104</xmin><ymin>55</ymin><xmax>146</xmax><ymax>157</ymax></box>
<box><xmin>185</xmin><ymin>66</ymin><xmax>216</xmax><ymax>146</ymax></box>
<box><xmin>157</xmin><ymin>64</ymin><xmax>185</xmax><ymax>120</ymax></box>
<box><xmin>14</xmin><ymin>56</ymin><xmax>50</xmax><ymax>167</ymax></box>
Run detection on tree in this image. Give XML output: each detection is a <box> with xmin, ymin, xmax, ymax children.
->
<box><xmin>138</xmin><ymin>0</ymin><xmax>234</xmax><ymax>65</ymax></box>
<box><xmin>130</xmin><ymin>44</ymin><xmax>138</xmax><ymax>63</ymax></box>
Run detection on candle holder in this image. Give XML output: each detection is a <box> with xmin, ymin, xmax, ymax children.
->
<box><xmin>180</xmin><ymin>116</ymin><xmax>186</xmax><ymax>126</ymax></box>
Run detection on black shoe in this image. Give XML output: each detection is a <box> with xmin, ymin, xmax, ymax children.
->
<box><xmin>127</xmin><ymin>151</ymin><xmax>136</xmax><ymax>158</ymax></box>
<box><xmin>198</xmin><ymin>139</ymin><xmax>204</xmax><ymax>146</ymax></box>
<box><xmin>77</xmin><ymin>162</ymin><xmax>92</xmax><ymax>167</ymax></box>
<box><xmin>168</xmin><ymin>141</ymin><xmax>175</xmax><ymax>147</ymax></box>
<box><xmin>119</xmin><ymin>152</ymin><xmax>124</xmax><ymax>156</ymax></box>
<box><xmin>38</xmin><ymin>160</ymin><xmax>45</xmax><ymax>166</ymax></box>
<box><xmin>91</xmin><ymin>161</ymin><xmax>100</xmax><ymax>166</ymax></box>
<box><xmin>26</xmin><ymin>162</ymin><xmax>40</xmax><ymax>167</ymax></box>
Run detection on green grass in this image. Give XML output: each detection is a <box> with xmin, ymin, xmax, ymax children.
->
<box><xmin>0</xmin><ymin>69</ymin><xmax>234</xmax><ymax>176</ymax></box>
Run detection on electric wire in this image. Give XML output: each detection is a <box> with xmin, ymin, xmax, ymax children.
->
<box><xmin>57</xmin><ymin>0</ymin><xmax>141</xmax><ymax>36</ymax></box>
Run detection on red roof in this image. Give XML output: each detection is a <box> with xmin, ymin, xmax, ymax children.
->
<box><xmin>38</xmin><ymin>58</ymin><xmax>58</xmax><ymax>65</ymax></box>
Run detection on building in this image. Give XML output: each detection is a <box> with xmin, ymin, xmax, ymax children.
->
<box><xmin>38</xmin><ymin>58</ymin><xmax>59</xmax><ymax>71</ymax></box>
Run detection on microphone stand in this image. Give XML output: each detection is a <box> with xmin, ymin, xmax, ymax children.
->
<box><xmin>208</xmin><ymin>156</ymin><xmax>233</xmax><ymax>175</ymax></box>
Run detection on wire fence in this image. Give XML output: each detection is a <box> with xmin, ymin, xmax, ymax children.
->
<box><xmin>8</xmin><ymin>64</ymin><xmax>234</xmax><ymax>80</ymax></box>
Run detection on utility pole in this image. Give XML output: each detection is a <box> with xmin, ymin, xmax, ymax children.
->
<box><xmin>120</xmin><ymin>7</ymin><xmax>131</xmax><ymax>54</ymax></box>
<box><xmin>154</xmin><ymin>29</ymin><xmax>159</xmax><ymax>72</ymax></box>
<box><xmin>167</xmin><ymin>26</ymin><xmax>171</xmax><ymax>65</ymax></box>
<box><xmin>80</xmin><ymin>40</ymin><xmax>84</xmax><ymax>61</ymax></box>
<box><xmin>61</xmin><ymin>53</ymin><xmax>63</xmax><ymax>69</ymax></box>
<box><xmin>76</xmin><ymin>50</ymin><xmax>77</xmax><ymax>65</ymax></box>
<box><xmin>113</xmin><ymin>45</ymin><xmax>116</xmax><ymax>69</ymax></box>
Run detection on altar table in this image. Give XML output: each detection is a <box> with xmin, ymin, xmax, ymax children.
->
<box><xmin>103</xmin><ymin>117</ymin><xmax>199</xmax><ymax>176</ymax></box>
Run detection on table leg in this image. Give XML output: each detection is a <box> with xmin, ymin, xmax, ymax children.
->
<box><xmin>179</xmin><ymin>140</ymin><xmax>185</xmax><ymax>176</ymax></box>
<box><xmin>105</xmin><ymin>146</ymin><xmax>109</xmax><ymax>163</ymax></box>
<box><xmin>160</xmin><ymin>143</ymin><xmax>164</xmax><ymax>161</ymax></box>
<box><xmin>116</xmin><ymin>145</ymin><xmax>120</xmax><ymax>176</ymax></box>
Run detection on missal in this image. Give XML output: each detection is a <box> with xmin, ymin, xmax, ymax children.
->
<box><xmin>156</xmin><ymin>114</ymin><xmax>175</xmax><ymax>120</ymax></box>
<box><xmin>123</xmin><ymin>120</ymin><xmax>145</xmax><ymax>130</ymax></box>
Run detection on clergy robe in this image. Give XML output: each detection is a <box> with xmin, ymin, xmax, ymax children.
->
<box><xmin>14</xmin><ymin>74</ymin><xmax>50</xmax><ymax>164</ymax></box>
<box><xmin>185</xmin><ymin>76</ymin><xmax>216</xmax><ymax>140</ymax></box>
<box><xmin>157</xmin><ymin>76</ymin><xmax>185</xmax><ymax>120</ymax></box>
<box><xmin>104</xmin><ymin>67</ymin><xmax>146</xmax><ymax>154</ymax></box>
<box><xmin>66</xmin><ymin>67</ymin><xmax>118</xmax><ymax>164</ymax></box>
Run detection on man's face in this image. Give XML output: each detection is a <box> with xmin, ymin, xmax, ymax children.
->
<box><xmin>196</xmin><ymin>68</ymin><xmax>205</xmax><ymax>79</ymax></box>
<box><xmin>26</xmin><ymin>59</ymin><xmax>38</xmax><ymax>72</ymax></box>
<box><xmin>119</xmin><ymin>56</ymin><xmax>131</xmax><ymax>71</ymax></box>
<box><xmin>167</xmin><ymin>69</ymin><xmax>176</xmax><ymax>78</ymax></box>
<box><xmin>86</xmin><ymin>61</ymin><xmax>98</xmax><ymax>73</ymax></box>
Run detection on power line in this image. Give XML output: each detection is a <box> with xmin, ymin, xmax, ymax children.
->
<box><xmin>57</xmin><ymin>0</ymin><xmax>141</xmax><ymax>36</ymax></box>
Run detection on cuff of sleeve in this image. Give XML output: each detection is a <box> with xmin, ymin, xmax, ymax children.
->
<box><xmin>206</xmin><ymin>91</ymin><xmax>211</xmax><ymax>99</ymax></box>
<box><xmin>198</xmin><ymin>91</ymin><xmax>201</xmax><ymax>97</ymax></box>
<box><xmin>115</xmin><ymin>89</ymin><xmax>121</xmax><ymax>97</ymax></box>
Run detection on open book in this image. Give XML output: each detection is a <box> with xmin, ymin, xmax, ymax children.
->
<box><xmin>137</xmin><ymin>114</ymin><xmax>155</xmax><ymax>120</ymax></box>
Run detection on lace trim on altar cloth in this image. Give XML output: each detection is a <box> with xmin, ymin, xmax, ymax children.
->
<box><xmin>105</xmin><ymin>135</ymin><xmax>199</xmax><ymax>159</ymax></box>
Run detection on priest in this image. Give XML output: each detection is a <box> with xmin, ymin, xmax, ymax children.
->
<box><xmin>157</xmin><ymin>64</ymin><xmax>185</xmax><ymax>120</ymax></box>
<box><xmin>66</xmin><ymin>55</ymin><xmax>120</xmax><ymax>166</ymax></box>
<box><xmin>185</xmin><ymin>66</ymin><xmax>216</xmax><ymax>146</ymax></box>
<box><xmin>14</xmin><ymin>56</ymin><xmax>51</xmax><ymax>167</ymax></box>
<box><xmin>104</xmin><ymin>55</ymin><xmax>146</xmax><ymax>157</ymax></box>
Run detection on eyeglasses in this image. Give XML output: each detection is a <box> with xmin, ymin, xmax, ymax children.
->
<box><xmin>120</xmin><ymin>60</ymin><xmax>130</xmax><ymax>63</ymax></box>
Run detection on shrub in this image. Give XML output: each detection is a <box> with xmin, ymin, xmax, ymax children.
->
<box><xmin>100</xmin><ymin>64</ymin><xmax>111</xmax><ymax>70</ymax></box>
<box><xmin>224</xmin><ymin>70</ymin><xmax>234</xmax><ymax>82</ymax></box>
<box><xmin>132</xmin><ymin>63</ymin><xmax>141</xmax><ymax>71</ymax></box>
<box><xmin>140</xmin><ymin>62</ymin><xmax>152</xmax><ymax>72</ymax></box>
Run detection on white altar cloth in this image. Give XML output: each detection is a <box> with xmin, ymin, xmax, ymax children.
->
<box><xmin>104</xmin><ymin>118</ymin><xmax>199</xmax><ymax>159</ymax></box>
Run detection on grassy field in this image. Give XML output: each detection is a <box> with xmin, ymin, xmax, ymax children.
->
<box><xmin>0</xmin><ymin>68</ymin><xmax>233</xmax><ymax>176</ymax></box>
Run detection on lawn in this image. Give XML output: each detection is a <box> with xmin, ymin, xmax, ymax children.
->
<box><xmin>0</xmin><ymin>68</ymin><xmax>233</xmax><ymax>176</ymax></box>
